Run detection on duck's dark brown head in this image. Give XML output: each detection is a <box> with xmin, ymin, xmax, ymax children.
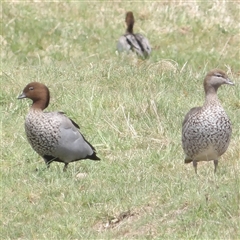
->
<box><xmin>18</xmin><ymin>82</ymin><xmax>50</xmax><ymax>110</ymax></box>
<box><xmin>125</xmin><ymin>11</ymin><xmax>135</xmax><ymax>34</ymax></box>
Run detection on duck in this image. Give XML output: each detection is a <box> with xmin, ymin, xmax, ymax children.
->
<box><xmin>182</xmin><ymin>69</ymin><xmax>234</xmax><ymax>173</ymax></box>
<box><xmin>18</xmin><ymin>82</ymin><xmax>100</xmax><ymax>171</ymax></box>
<box><xmin>117</xmin><ymin>11</ymin><xmax>151</xmax><ymax>58</ymax></box>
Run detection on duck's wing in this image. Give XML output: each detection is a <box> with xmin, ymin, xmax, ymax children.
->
<box><xmin>51</xmin><ymin>112</ymin><xmax>100</xmax><ymax>162</ymax></box>
<box><xmin>53</xmin><ymin>111</ymin><xmax>81</xmax><ymax>129</ymax></box>
<box><xmin>117</xmin><ymin>33</ymin><xmax>144</xmax><ymax>57</ymax></box>
<box><xmin>117</xmin><ymin>35</ymin><xmax>131</xmax><ymax>52</ymax></box>
<box><xmin>182</xmin><ymin>107</ymin><xmax>201</xmax><ymax>128</ymax></box>
<box><xmin>125</xmin><ymin>34</ymin><xmax>144</xmax><ymax>57</ymax></box>
<box><xmin>134</xmin><ymin>33</ymin><xmax>151</xmax><ymax>57</ymax></box>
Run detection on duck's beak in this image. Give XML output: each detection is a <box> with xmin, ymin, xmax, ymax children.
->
<box><xmin>17</xmin><ymin>92</ymin><xmax>26</xmax><ymax>99</ymax></box>
<box><xmin>226</xmin><ymin>78</ymin><xmax>235</xmax><ymax>86</ymax></box>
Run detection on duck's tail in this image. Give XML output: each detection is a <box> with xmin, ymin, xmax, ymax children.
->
<box><xmin>184</xmin><ymin>157</ymin><xmax>193</xmax><ymax>164</ymax></box>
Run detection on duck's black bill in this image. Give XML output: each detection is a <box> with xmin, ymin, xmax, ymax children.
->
<box><xmin>17</xmin><ymin>93</ymin><xmax>26</xmax><ymax>99</ymax></box>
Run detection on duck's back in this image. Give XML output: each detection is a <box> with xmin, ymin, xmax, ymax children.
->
<box><xmin>134</xmin><ymin>33</ymin><xmax>151</xmax><ymax>57</ymax></box>
<box><xmin>25</xmin><ymin>110</ymin><xmax>95</xmax><ymax>162</ymax></box>
<box><xmin>52</xmin><ymin>113</ymin><xmax>95</xmax><ymax>162</ymax></box>
<box><xmin>117</xmin><ymin>35</ymin><xmax>131</xmax><ymax>52</ymax></box>
<box><xmin>117</xmin><ymin>33</ymin><xmax>144</xmax><ymax>57</ymax></box>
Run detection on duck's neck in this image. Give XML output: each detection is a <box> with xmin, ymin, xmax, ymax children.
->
<box><xmin>126</xmin><ymin>19</ymin><xmax>134</xmax><ymax>34</ymax></box>
<box><xmin>126</xmin><ymin>23</ymin><xmax>134</xmax><ymax>34</ymax></box>
<box><xmin>31</xmin><ymin>100</ymin><xmax>48</xmax><ymax>111</ymax></box>
<box><xmin>204</xmin><ymin>89</ymin><xmax>221</xmax><ymax>107</ymax></box>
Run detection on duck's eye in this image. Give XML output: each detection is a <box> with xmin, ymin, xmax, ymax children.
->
<box><xmin>215</xmin><ymin>73</ymin><xmax>222</xmax><ymax>78</ymax></box>
<box><xmin>29</xmin><ymin>87</ymin><xmax>34</xmax><ymax>90</ymax></box>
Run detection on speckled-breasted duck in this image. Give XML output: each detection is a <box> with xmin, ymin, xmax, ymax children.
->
<box><xmin>182</xmin><ymin>69</ymin><xmax>234</xmax><ymax>173</ymax></box>
<box><xmin>18</xmin><ymin>82</ymin><xmax>100</xmax><ymax>171</ymax></box>
<box><xmin>117</xmin><ymin>11</ymin><xmax>151</xmax><ymax>58</ymax></box>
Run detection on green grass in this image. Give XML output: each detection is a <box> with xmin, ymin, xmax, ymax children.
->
<box><xmin>1</xmin><ymin>1</ymin><xmax>240</xmax><ymax>239</ymax></box>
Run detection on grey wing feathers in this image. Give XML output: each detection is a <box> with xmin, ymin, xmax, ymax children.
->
<box><xmin>134</xmin><ymin>33</ymin><xmax>151</xmax><ymax>57</ymax></box>
<box><xmin>125</xmin><ymin>34</ymin><xmax>144</xmax><ymax>57</ymax></box>
<box><xmin>125</xmin><ymin>34</ymin><xmax>142</xmax><ymax>54</ymax></box>
<box><xmin>117</xmin><ymin>33</ymin><xmax>151</xmax><ymax>58</ymax></box>
<box><xmin>52</xmin><ymin>113</ymin><xmax>98</xmax><ymax>161</ymax></box>
<box><xmin>59</xmin><ymin>112</ymin><xmax>97</xmax><ymax>151</ymax></box>
<box><xmin>117</xmin><ymin>35</ymin><xmax>131</xmax><ymax>52</ymax></box>
<box><xmin>117</xmin><ymin>34</ymin><xmax>143</xmax><ymax>56</ymax></box>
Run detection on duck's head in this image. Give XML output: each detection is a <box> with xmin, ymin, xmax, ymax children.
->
<box><xmin>204</xmin><ymin>69</ymin><xmax>234</xmax><ymax>94</ymax></box>
<box><xmin>125</xmin><ymin>11</ymin><xmax>135</xmax><ymax>34</ymax></box>
<box><xmin>18</xmin><ymin>82</ymin><xmax>50</xmax><ymax>110</ymax></box>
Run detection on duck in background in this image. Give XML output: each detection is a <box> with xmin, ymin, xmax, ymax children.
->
<box><xmin>117</xmin><ymin>11</ymin><xmax>151</xmax><ymax>59</ymax></box>
<box><xmin>18</xmin><ymin>82</ymin><xmax>100</xmax><ymax>171</ymax></box>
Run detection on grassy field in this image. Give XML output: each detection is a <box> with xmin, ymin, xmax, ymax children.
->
<box><xmin>1</xmin><ymin>1</ymin><xmax>240</xmax><ymax>239</ymax></box>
